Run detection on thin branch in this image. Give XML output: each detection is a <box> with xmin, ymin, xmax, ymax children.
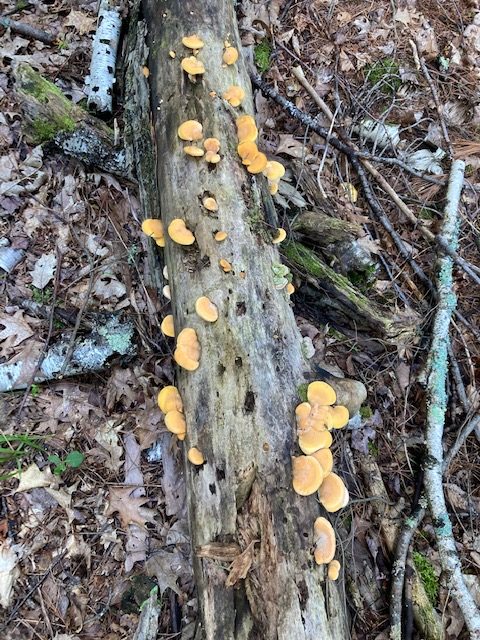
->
<box><xmin>423</xmin><ymin>159</ymin><xmax>480</xmax><ymax>635</ymax></box>
<box><xmin>0</xmin><ymin>16</ymin><xmax>57</xmax><ymax>44</ymax></box>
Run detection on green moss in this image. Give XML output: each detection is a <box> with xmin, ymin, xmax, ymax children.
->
<box><xmin>413</xmin><ymin>552</ymin><xmax>439</xmax><ymax>605</ymax></box>
<box><xmin>31</xmin><ymin>114</ymin><xmax>75</xmax><ymax>143</ymax></box>
<box><xmin>368</xmin><ymin>441</ymin><xmax>379</xmax><ymax>457</ymax></box>
<box><xmin>365</xmin><ymin>58</ymin><xmax>401</xmax><ymax>94</ymax></box>
<box><xmin>359</xmin><ymin>405</ymin><xmax>373</xmax><ymax>419</ymax></box>
<box><xmin>297</xmin><ymin>383</ymin><xmax>308</xmax><ymax>403</ymax></box>
<box><xmin>254</xmin><ymin>40</ymin><xmax>272</xmax><ymax>73</ymax></box>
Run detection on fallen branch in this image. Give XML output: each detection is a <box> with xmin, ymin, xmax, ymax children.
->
<box><xmin>0</xmin><ymin>16</ymin><xmax>56</xmax><ymax>45</ymax></box>
<box><xmin>423</xmin><ymin>159</ymin><xmax>480</xmax><ymax>635</ymax></box>
<box><xmin>86</xmin><ymin>0</ymin><xmax>122</xmax><ymax>113</ymax></box>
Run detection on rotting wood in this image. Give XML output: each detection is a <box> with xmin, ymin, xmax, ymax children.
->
<box><xmin>128</xmin><ymin>0</ymin><xmax>350</xmax><ymax>637</ymax></box>
<box><xmin>284</xmin><ymin>241</ymin><xmax>418</xmax><ymax>343</ymax></box>
<box><xmin>14</xmin><ymin>63</ymin><xmax>128</xmax><ymax>178</ymax></box>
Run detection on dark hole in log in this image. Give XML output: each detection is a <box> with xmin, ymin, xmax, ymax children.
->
<box><xmin>236</xmin><ymin>301</ymin><xmax>246</xmax><ymax>316</ymax></box>
<box><xmin>216</xmin><ymin>467</ymin><xmax>226</xmax><ymax>481</ymax></box>
<box><xmin>217</xmin><ymin>363</ymin><xmax>226</xmax><ymax>375</ymax></box>
<box><xmin>244</xmin><ymin>390</ymin><xmax>255</xmax><ymax>413</ymax></box>
<box><xmin>297</xmin><ymin>579</ymin><xmax>309</xmax><ymax>610</ymax></box>
<box><xmin>235</xmin><ymin>357</ymin><xmax>242</xmax><ymax>368</ymax></box>
<box><xmin>209</xmin><ymin>483</ymin><xmax>216</xmax><ymax>495</ymax></box>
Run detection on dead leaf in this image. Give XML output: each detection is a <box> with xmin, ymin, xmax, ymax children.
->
<box><xmin>106</xmin><ymin>487</ymin><xmax>156</xmax><ymax>528</ymax></box>
<box><xmin>15</xmin><ymin>463</ymin><xmax>53</xmax><ymax>493</ymax></box>
<box><xmin>146</xmin><ymin>550</ymin><xmax>192</xmax><ymax>595</ymax></box>
<box><xmin>93</xmin><ymin>421</ymin><xmax>123</xmax><ymax>472</ymax></box>
<box><xmin>93</xmin><ymin>274</ymin><xmax>126</xmax><ymax>300</ymax></box>
<box><xmin>0</xmin><ymin>539</ymin><xmax>23</xmax><ymax>607</ymax></box>
<box><xmin>276</xmin><ymin>134</ymin><xmax>305</xmax><ymax>159</ymax></box>
<box><xmin>0</xmin><ymin>310</ymin><xmax>35</xmax><ymax>350</ymax></box>
<box><xmin>64</xmin><ymin>10</ymin><xmax>96</xmax><ymax>35</ymax></box>
<box><xmin>31</xmin><ymin>253</ymin><xmax>56</xmax><ymax>289</ymax></box>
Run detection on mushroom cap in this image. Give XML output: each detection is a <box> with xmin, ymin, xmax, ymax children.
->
<box><xmin>309</xmin><ymin>405</ymin><xmax>334</xmax><ymax>431</ymax></box>
<box><xmin>177</xmin><ymin>431</ymin><xmax>186</xmax><ymax>441</ymax></box>
<box><xmin>142</xmin><ymin>219</ymin><xmax>164</xmax><ymax>239</ymax></box>
<box><xmin>187</xmin><ymin>447</ymin><xmax>205</xmax><ymax>465</ymax></box>
<box><xmin>195</xmin><ymin>296</ymin><xmax>219</xmax><ymax>322</ymax></box>
<box><xmin>247</xmin><ymin>152</ymin><xmax>268</xmax><ymax>174</ymax></box>
<box><xmin>165</xmin><ymin>410</ymin><xmax>187</xmax><ymax>435</ymax></box>
<box><xmin>168</xmin><ymin>219</ymin><xmax>195</xmax><ymax>245</ymax></box>
<box><xmin>263</xmin><ymin>160</ymin><xmax>286</xmax><ymax>181</ymax></box>
<box><xmin>269</xmin><ymin>181</ymin><xmax>279</xmax><ymax>195</ymax></box>
<box><xmin>182</xmin><ymin>34</ymin><xmax>204</xmax><ymax>49</ymax></box>
<box><xmin>155</xmin><ymin>237</ymin><xmax>166</xmax><ymax>247</ymax></box>
<box><xmin>177</xmin><ymin>327</ymin><xmax>201</xmax><ymax>359</ymax></box>
<box><xmin>327</xmin><ymin>405</ymin><xmax>349</xmax><ymax>430</ymax></box>
<box><xmin>202</xmin><ymin>197</ymin><xmax>218</xmax><ymax>212</ymax></box>
<box><xmin>298</xmin><ymin>430</ymin><xmax>333</xmax><ymax>455</ymax></box>
<box><xmin>204</xmin><ymin>138</ymin><xmax>220</xmax><ymax>153</ymax></box>
<box><xmin>184</xmin><ymin>145</ymin><xmax>205</xmax><ymax>157</ymax></box>
<box><xmin>181</xmin><ymin>56</ymin><xmax>206</xmax><ymax>75</ymax></box>
<box><xmin>236</xmin><ymin>115</ymin><xmax>258</xmax><ymax>143</ymax></box>
<box><xmin>177</xmin><ymin>120</ymin><xmax>203</xmax><ymax>141</ymax></box>
<box><xmin>160</xmin><ymin>314</ymin><xmax>175</xmax><ymax>337</ymax></box>
<box><xmin>214</xmin><ymin>231</ymin><xmax>228</xmax><ymax>241</ymax></box>
<box><xmin>223</xmin><ymin>85</ymin><xmax>245</xmax><ymax>106</ymax></box>
<box><xmin>163</xmin><ymin>265</ymin><xmax>169</xmax><ymax>279</ymax></box>
<box><xmin>307</xmin><ymin>381</ymin><xmax>336</xmax><ymax>406</ymax></box>
<box><xmin>223</xmin><ymin>46</ymin><xmax>239</xmax><ymax>64</ymax></box>
<box><xmin>237</xmin><ymin>141</ymin><xmax>259</xmax><ymax>164</ymax></box>
<box><xmin>219</xmin><ymin>258</ymin><xmax>232</xmax><ymax>272</ymax></box>
<box><xmin>272</xmin><ymin>228</ymin><xmax>287</xmax><ymax>244</ymax></box>
<box><xmin>295</xmin><ymin>402</ymin><xmax>312</xmax><ymax>433</ymax></box>
<box><xmin>313</xmin><ymin>517</ymin><xmax>336</xmax><ymax>565</ymax></box>
<box><xmin>205</xmin><ymin>151</ymin><xmax>221</xmax><ymax>164</ymax></box>
<box><xmin>174</xmin><ymin>348</ymin><xmax>200</xmax><ymax>371</ymax></box>
<box><xmin>311</xmin><ymin>448</ymin><xmax>333</xmax><ymax>474</ymax></box>
<box><xmin>157</xmin><ymin>385</ymin><xmax>183</xmax><ymax>413</ymax></box>
<box><xmin>318</xmin><ymin>472</ymin><xmax>348</xmax><ymax>512</ymax></box>
<box><xmin>163</xmin><ymin>285</ymin><xmax>171</xmax><ymax>299</ymax></box>
<box><xmin>292</xmin><ymin>455</ymin><xmax>324</xmax><ymax>496</ymax></box>
<box><xmin>327</xmin><ymin>559</ymin><xmax>341</xmax><ymax>580</ymax></box>
<box><xmin>286</xmin><ymin>282</ymin><xmax>295</xmax><ymax>294</ymax></box>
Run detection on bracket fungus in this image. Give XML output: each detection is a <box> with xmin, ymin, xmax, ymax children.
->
<box><xmin>157</xmin><ymin>385</ymin><xmax>183</xmax><ymax>413</ymax></box>
<box><xmin>168</xmin><ymin>219</ymin><xmax>195</xmax><ymax>245</ymax></box>
<box><xmin>188</xmin><ymin>447</ymin><xmax>205</xmax><ymax>465</ymax></box>
<box><xmin>326</xmin><ymin>405</ymin><xmax>350</xmax><ymax>430</ymax></box>
<box><xmin>141</xmin><ymin>219</ymin><xmax>165</xmax><ymax>247</ymax></box>
<box><xmin>286</xmin><ymin>282</ymin><xmax>295</xmax><ymax>295</ymax></box>
<box><xmin>223</xmin><ymin>46</ymin><xmax>238</xmax><ymax>65</ymax></box>
<box><xmin>184</xmin><ymin>145</ymin><xmax>204</xmax><ymax>157</ymax></box>
<box><xmin>298</xmin><ymin>429</ymin><xmax>333</xmax><ymax>456</ymax></box>
<box><xmin>263</xmin><ymin>160</ymin><xmax>286</xmax><ymax>182</ymax></box>
<box><xmin>236</xmin><ymin>115</ymin><xmax>258</xmax><ymax>143</ymax></box>
<box><xmin>307</xmin><ymin>381</ymin><xmax>337</xmax><ymax>407</ymax></box>
<box><xmin>181</xmin><ymin>56</ymin><xmax>206</xmax><ymax>76</ymax></box>
<box><xmin>246</xmin><ymin>152</ymin><xmax>268</xmax><ymax>174</ymax></box>
<box><xmin>219</xmin><ymin>258</ymin><xmax>232</xmax><ymax>272</ymax></box>
<box><xmin>327</xmin><ymin>559</ymin><xmax>341</xmax><ymax>581</ymax></box>
<box><xmin>195</xmin><ymin>296</ymin><xmax>219</xmax><ymax>323</ymax></box>
<box><xmin>202</xmin><ymin>196</ymin><xmax>218</xmax><ymax>212</ymax></box>
<box><xmin>318</xmin><ymin>472</ymin><xmax>349</xmax><ymax>512</ymax></box>
<box><xmin>160</xmin><ymin>314</ymin><xmax>175</xmax><ymax>338</ymax></box>
<box><xmin>272</xmin><ymin>228</ymin><xmax>287</xmax><ymax>244</ymax></box>
<box><xmin>313</xmin><ymin>517</ymin><xmax>336</xmax><ymax>565</ymax></box>
<box><xmin>182</xmin><ymin>34</ymin><xmax>204</xmax><ymax>50</ymax></box>
<box><xmin>165</xmin><ymin>410</ymin><xmax>187</xmax><ymax>436</ymax></box>
<box><xmin>237</xmin><ymin>141</ymin><xmax>260</xmax><ymax>166</ymax></box>
<box><xmin>223</xmin><ymin>85</ymin><xmax>245</xmax><ymax>107</ymax></box>
<box><xmin>177</xmin><ymin>120</ymin><xmax>203</xmax><ymax>141</ymax></box>
<box><xmin>163</xmin><ymin>285</ymin><xmax>171</xmax><ymax>300</ymax></box>
<box><xmin>174</xmin><ymin>327</ymin><xmax>201</xmax><ymax>371</ymax></box>
<box><xmin>214</xmin><ymin>230</ymin><xmax>227</xmax><ymax>242</ymax></box>
<box><xmin>311</xmin><ymin>448</ymin><xmax>333</xmax><ymax>475</ymax></box>
<box><xmin>292</xmin><ymin>455</ymin><xmax>324</xmax><ymax>496</ymax></box>
<box><xmin>204</xmin><ymin>138</ymin><xmax>221</xmax><ymax>164</ymax></box>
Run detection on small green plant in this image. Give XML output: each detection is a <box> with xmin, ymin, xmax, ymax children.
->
<box><xmin>127</xmin><ymin>244</ymin><xmax>139</xmax><ymax>265</ymax></box>
<box><xmin>57</xmin><ymin>39</ymin><xmax>69</xmax><ymax>51</ymax></box>
<box><xmin>30</xmin><ymin>286</ymin><xmax>53</xmax><ymax>304</ymax></box>
<box><xmin>359</xmin><ymin>405</ymin><xmax>373</xmax><ymax>419</ymax></box>
<box><xmin>368</xmin><ymin>441</ymin><xmax>379</xmax><ymax>457</ymax></box>
<box><xmin>0</xmin><ymin>434</ymin><xmax>44</xmax><ymax>480</ymax></box>
<box><xmin>365</xmin><ymin>58</ymin><xmax>401</xmax><ymax>94</ymax></box>
<box><xmin>48</xmin><ymin>450</ymin><xmax>85</xmax><ymax>476</ymax></box>
<box><xmin>254</xmin><ymin>40</ymin><xmax>272</xmax><ymax>73</ymax></box>
<box><xmin>297</xmin><ymin>383</ymin><xmax>308</xmax><ymax>403</ymax></box>
<box><xmin>30</xmin><ymin>384</ymin><xmax>41</xmax><ymax>398</ymax></box>
<box><xmin>413</xmin><ymin>551</ymin><xmax>439</xmax><ymax>605</ymax></box>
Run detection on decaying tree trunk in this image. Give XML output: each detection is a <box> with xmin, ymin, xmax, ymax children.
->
<box><xmin>130</xmin><ymin>0</ymin><xmax>350</xmax><ymax>638</ymax></box>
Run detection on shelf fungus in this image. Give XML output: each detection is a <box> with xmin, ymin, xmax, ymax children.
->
<box><xmin>157</xmin><ymin>385</ymin><xmax>183</xmax><ymax>413</ymax></box>
<box><xmin>168</xmin><ymin>219</ymin><xmax>195</xmax><ymax>245</ymax></box>
<box><xmin>313</xmin><ymin>517</ymin><xmax>336</xmax><ymax>565</ymax></box>
<box><xmin>174</xmin><ymin>327</ymin><xmax>201</xmax><ymax>371</ymax></box>
<box><xmin>160</xmin><ymin>314</ymin><xmax>175</xmax><ymax>338</ymax></box>
<box><xmin>202</xmin><ymin>196</ymin><xmax>218</xmax><ymax>212</ymax></box>
<box><xmin>327</xmin><ymin>559</ymin><xmax>341</xmax><ymax>581</ymax></box>
<box><xmin>318</xmin><ymin>472</ymin><xmax>349</xmax><ymax>513</ymax></box>
<box><xmin>181</xmin><ymin>56</ymin><xmax>205</xmax><ymax>76</ymax></box>
<box><xmin>182</xmin><ymin>35</ymin><xmax>204</xmax><ymax>50</ymax></box>
<box><xmin>223</xmin><ymin>46</ymin><xmax>238</xmax><ymax>65</ymax></box>
<box><xmin>292</xmin><ymin>455</ymin><xmax>324</xmax><ymax>496</ymax></box>
<box><xmin>141</xmin><ymin>219</ymin><xmax>165</xmax><ymax>247</ymax></box>
<box><xmin>188</xmin><ymin>447</ymin><xmax>205</xmax><ymax>465</ymax></box>
<box><xmin>177</xmin><ymin>120</ymin><xmax>203</xmax><ymax>141</ymax></box>
<box><xmin>223</xmin><ymin>85</ymin><xmax>245</xmax><ymax>106</ymax></box>
<box><xmin>195</xmin><ymin>296</ymin><xmax>219</xmax><ymax>323</ymax></box>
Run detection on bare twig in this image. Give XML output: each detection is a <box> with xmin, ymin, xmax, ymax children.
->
<box><xmin>0</xmin><ymin>16</ymin><xmax>57</xmax><ymax>44</ymax></box>
<box><xmin>423</xmin><ymin>159</ymin><xmax>480</xmax><ymax>635</ymax></box>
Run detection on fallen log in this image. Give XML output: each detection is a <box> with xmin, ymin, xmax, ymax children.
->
<box><xmin>126</xmin><ymin>0</ymin><xmax>350</xmax><ymax>637</ymax></box>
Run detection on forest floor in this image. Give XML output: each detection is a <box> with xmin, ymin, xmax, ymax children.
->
<box><xmin>0</xmin><ymin>0</ymin><xmax>479</xmax><ymax>639</ymax></box>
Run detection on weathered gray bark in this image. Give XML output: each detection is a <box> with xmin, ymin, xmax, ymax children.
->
<box><xmin>136</xmin><ymin>1</ymin><xmax>350</xmax><ymax>638</ymax></box>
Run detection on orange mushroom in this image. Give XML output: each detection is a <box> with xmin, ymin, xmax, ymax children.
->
<box><xmin>318</xmin><ymin>472</ymin><xmax>349</xmax><ymax>512</ymax></box>
<box><xmin>165</xmin><ymin>410</ymin><xmax>187</xmax><ymax>435</ymax></box>
<box><xmin>236</xmin><ymin>115</ymin><xmax>258</xmax><ymax>143</ymax></box>
<box><xmin>237</xmin><ymin>141</ymin><xmax>259</xmax><ymax>165</ymax></box>
<box><xmin>219</xmin><ymin>258</ymin><xmax>232</xmax><ymax>272</ymax></box>
<box><xmin>292</xmin><ymin>455</ymin><xmax>324</xmax><ymax>496</ymax></box>
<box><xmin>327</xmin><ymin>559</ymin><xmax>341</xmax><ymax>580</ymax></box>
<box><xmin>246</xmin><ymin>152</ymin><xmax>268</xmax><ymax>174</ymax></box>
<box><xmin>298</xmin><ymin>430</ymin><xmax>333</xmax><ymax>456</ymax></box>
<box><xmin>168</xmin><ymin>219</ymin><xmax>195</xmax><ymax>245</ymax></box>
<box><xmin>307</xmin><ymin>381</ymin><xmax>336</xmax><ymax>407</ymax></box>
<box><xmin>223</xmin><ymin>46</ymin><xmax>238</xmax><ymax>65</ymax></box>
<box><xmin>272</xmin><ymin>228</ymin><xmax>287</xmax><ymax>244</ymax></box>
<box><xmin>311</xmin><ymin>448</ymin><xmax>333</xmax><ymax>475</ymax></box>
<box><xmin>313</xmin><ymin>517</ymin><xmax>336</xmax><ymax>565</ymax></box>
<box><xmin>174</xmin><ymin>327</ymin><xmax>201</xmax><ymax>371</ymax></box>
<box><xmin>181</xmin><ymin>56</ymin><xmax>205</xmax><ymax>75</ymax></box>
<box><xmin>214</xmin><ymin>231</ymin><xmax>228</xmax><ymax>242</ymax></box>
<box><xmin>195</xmin><ymin>296</ymin><xmax>218</xmax><ymax>322</ymax></box>
<box><xmin>160</xmin><ymin>315</ymin><xmax>175</xmax><ymax>338</ymax></box>
<box><xmin>223</xmin><ymin>85</ymin><xmax>245</xmax><ymax>107</ymax></box>
<box><xmin>157</xmin><ymin>385</ymin><xmax>183</xmax><ymax>413</ymax></box>
<box><xmin>188</xmin><ymin>447</ymin><xmax>205</xmax><ymax>465</ymax></box>
<box><xmin>177</xmin><ymin>120</ymin><xmax>203</xmax><ymax>141</ymax></box>
<box><xmin>326</xmin><ymin>405</ymin><xmax>349</xmax><ymax>430</ymax></box>
<box><xmin>184</xmin><ymin>146</ymin><xmax>204</xmax><ymax>157</ymax></box>
<box><xmin>202</xmin><ymin>197</ymin><xmax>218</xmax><ymax>212</ymax></box>
<box><xmin>263</xmin><ymin>161</ymin><xmax>286</xmax><ymax>181</ymax></box>
<box><xmin>182</xmin><ymin>35</ymin><xmax>204</xmax><ymax>50</ymax></box>
<box><xmin>141</xmin><ymin>219</ymin><xmax>165</xmax><ymax>247</ymax></box>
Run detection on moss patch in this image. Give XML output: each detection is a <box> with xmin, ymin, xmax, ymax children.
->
<box><xmin>413</xmin><ymin>552</ymin><xmax>439</xmax><ymax>605</ymax></box>
<box><xmin>254</xmin><ymin>40</ymin><xmax>272</xmax><ymax>73</ymax></box>
<box><xmin>365</xmin><ymin>58</ymin><xmax>401</xmax><ymax>94</ymax></box>
<box><xmin>31</xmin><ymin>115</ymin><xmax>75</xmax><ymax>143</ymax></box>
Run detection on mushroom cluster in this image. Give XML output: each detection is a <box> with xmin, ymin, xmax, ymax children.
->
<box><xmin>178</xmin><ymin>119</ymin><xmax>222</xmax><ymax>167</ymax></box>
<box><xmin>141</xmin><ymin>219</ymin><xmax>165</xmax><ymax>247</ymax></box>
<box><xmin>292</xmin><ymin>380</ymin><xmax>350</xmax><ymax>578</ymax></box>
<box><xmin>180</xmin><ymin>34</ymin><xmax>206</xmax><ymax>80</ymax></box>
<box><xmin>174</xmin><ymin>327</ymin><xmax>201</xmax><ymax>371</ymax></box>
<box><xmin>158</xmin><ymin>385</ymin><xmax>186</xmax><ymax>440</ymax></box>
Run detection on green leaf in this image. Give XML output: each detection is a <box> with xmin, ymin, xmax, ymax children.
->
<box><xmin>65</xmin><ymin>451</ymin><xmax>84</xmax><ymax>468</ymax></box>
<box><xmin>48</xmin><ymin>454</ymin><xmax>62</xmax><ymax>465</ymax></box>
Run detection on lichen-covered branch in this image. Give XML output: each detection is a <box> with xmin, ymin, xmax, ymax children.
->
<box><xmin>423</xmin><ymin>159</ymin><xmax>480</xmax><ymax>636</ymax></box>
<box><xmin>0</xmin><ymin>315</ymin><xmax>135</xmax><ymax>392</ymax></box>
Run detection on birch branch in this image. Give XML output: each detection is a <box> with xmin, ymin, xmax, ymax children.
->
<box><xmin>86</xmin><ymin>0</ymin><xmax>122</xmax><ymax>113</ymax></box>
<box><xmin>423</xmin><ymin>159</ymin><xmax>480</xmax><ymax>637</ymax></box>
